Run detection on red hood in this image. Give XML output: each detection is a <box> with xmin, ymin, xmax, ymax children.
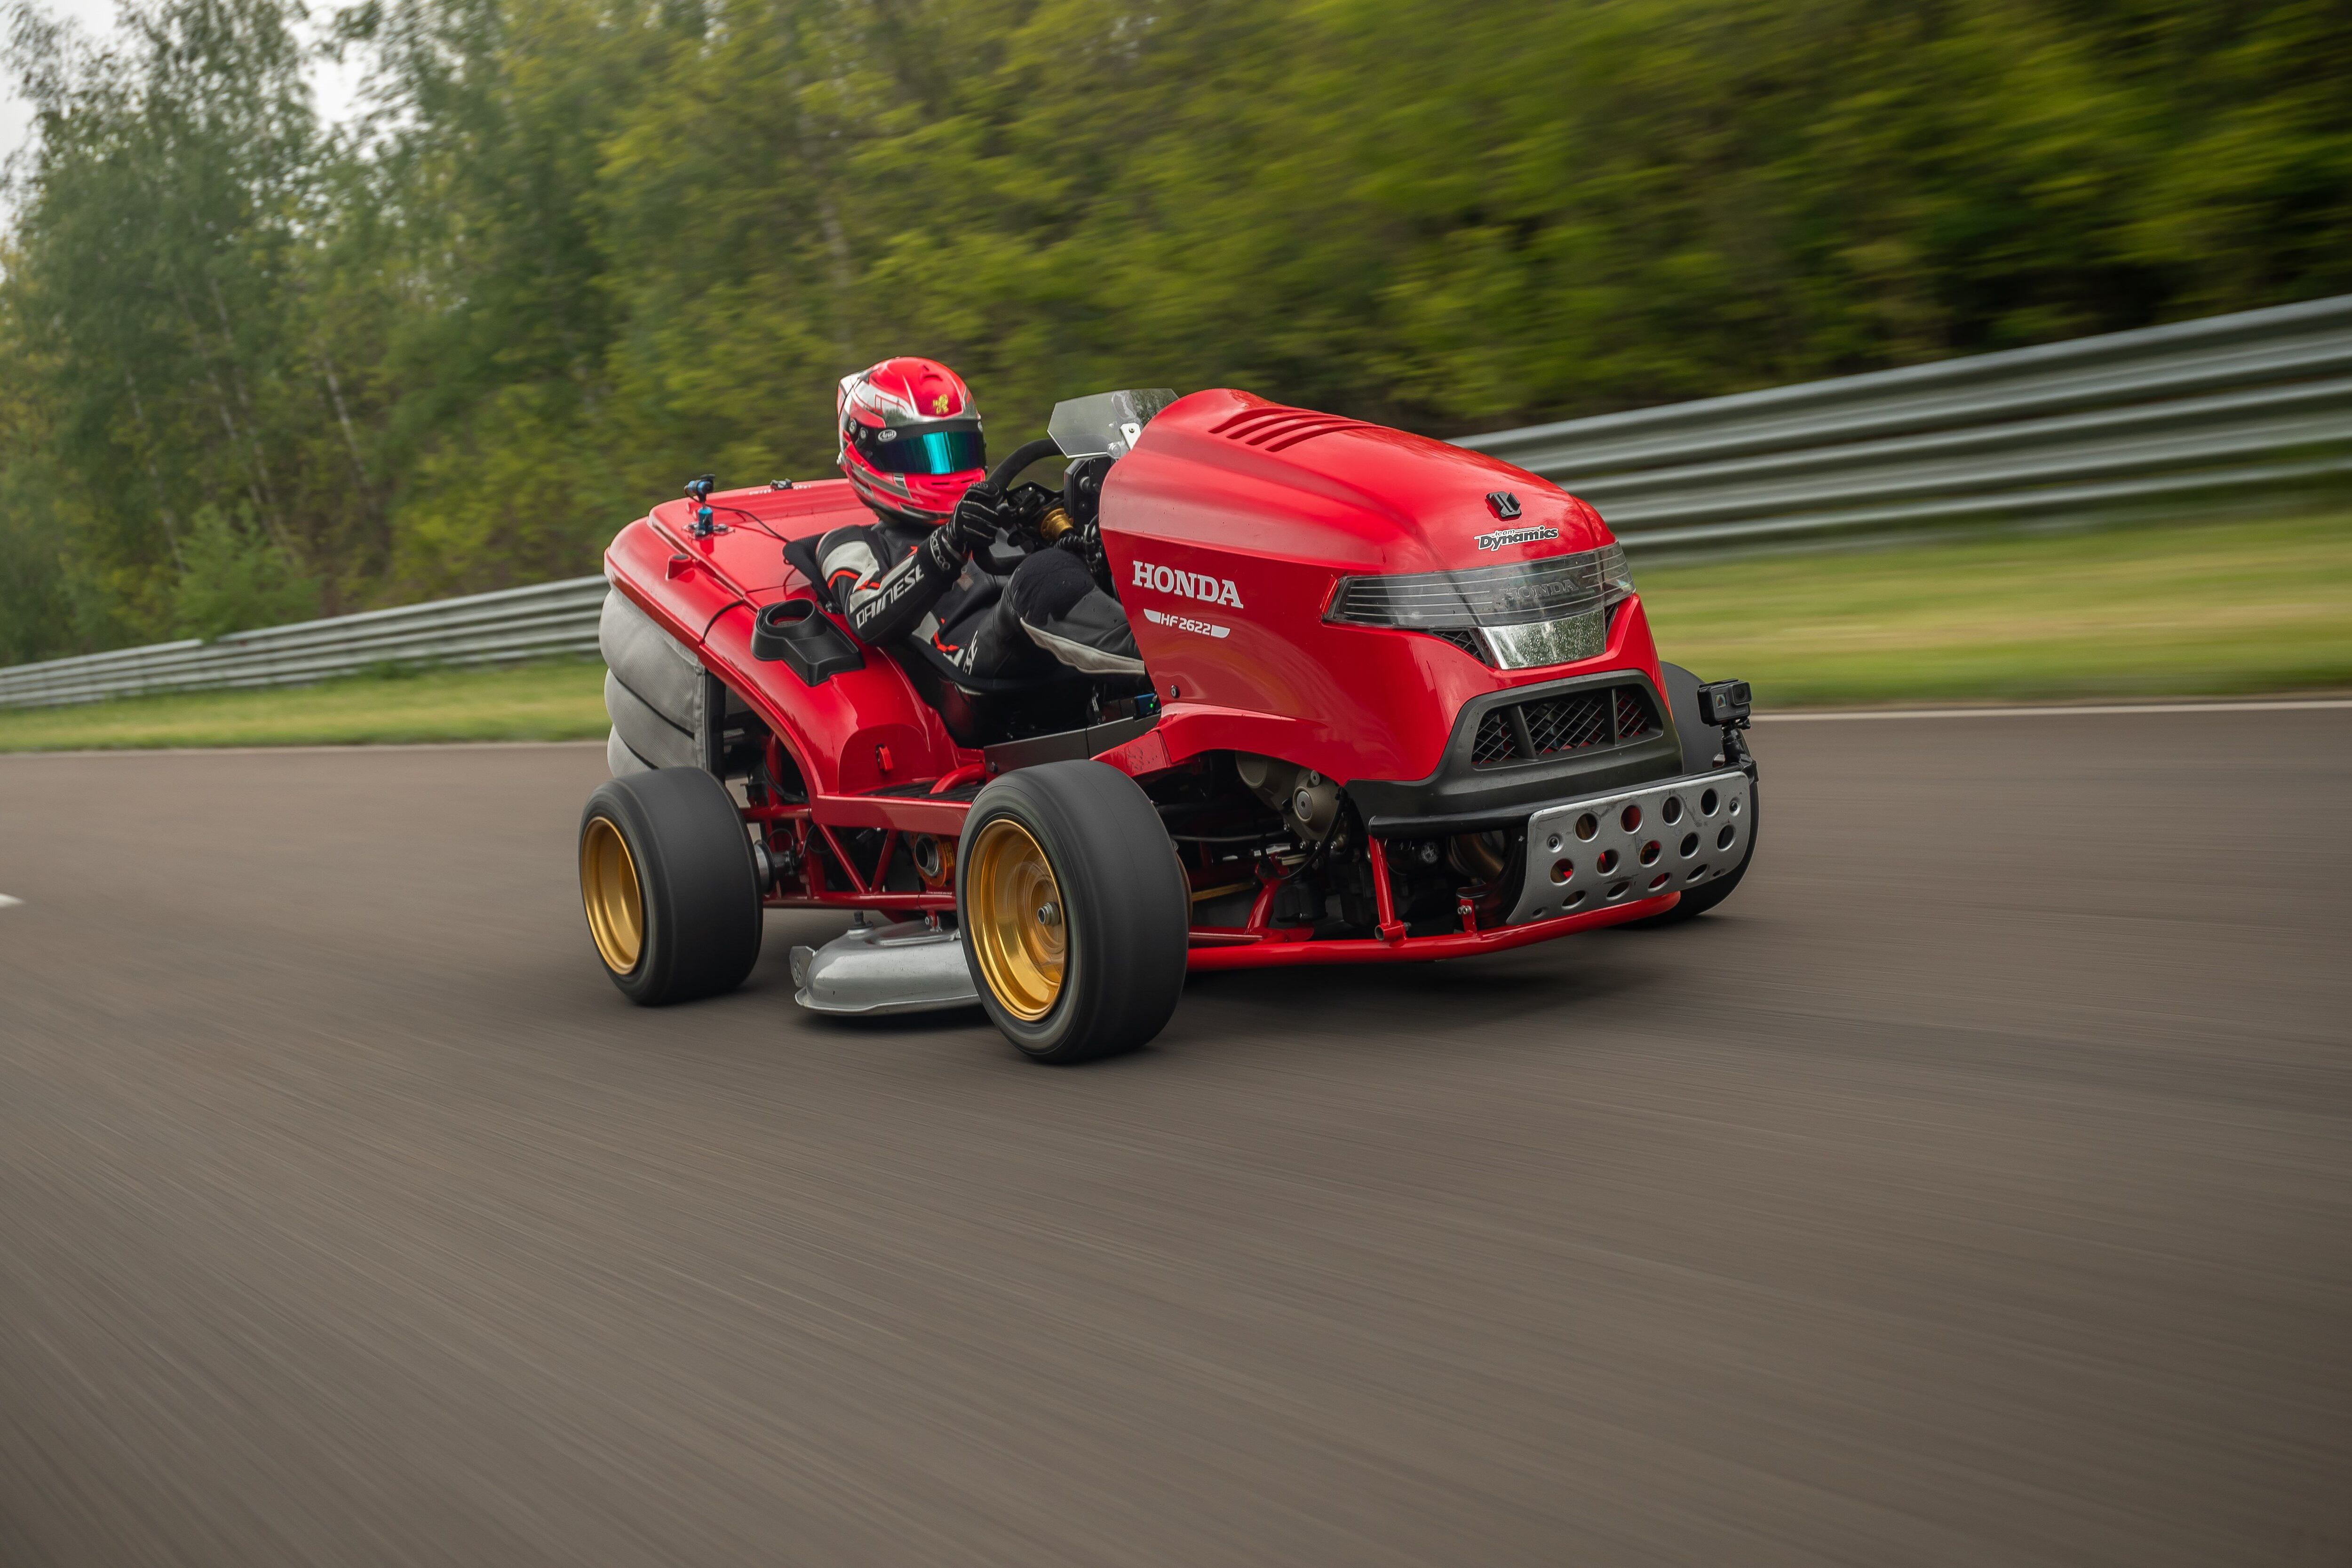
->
<box><xmin>1097</xmin><ymin>389</ymin><xmax>1654</xmax><ymax>790</ymax></box>
<box><xmin>1104</xmin><ymin>388</ymin><xmax>1612</xmax><ymax>575</ymax></box>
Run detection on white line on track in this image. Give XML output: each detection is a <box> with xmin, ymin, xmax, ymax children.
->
<box><xmin>0</xmin><ymin>894</ymin><xmax>22</xmax><ymax>908</ymax></box>
<box><xmin>1759</xmin><ymin>698</ymin><xmax>2352</xmax><ymax>722</ymax></box>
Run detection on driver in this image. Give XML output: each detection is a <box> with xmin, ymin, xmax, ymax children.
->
<box><xmin>816</xmin><ymin>357</ymin><xmax>1144</xmax><ymax>682</ymax></box>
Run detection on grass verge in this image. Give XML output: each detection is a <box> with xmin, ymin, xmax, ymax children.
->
<box><xmin>0</xmin><ymin>513</ymin><xmax>2345</xmax><ymax>751</ymax></box>
<box><xmin>1638</xmin><ymin>512</ymin><xmax>2352</xmax><ymax>708</ymax></box>
<box><xmin>0</xmin><ymin>660</ymin><xmax>608</xmax><ymax>752</ymax></box>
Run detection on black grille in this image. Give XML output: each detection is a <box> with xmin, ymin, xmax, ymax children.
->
<box><xmin>1522</xmin><ymin>692</ymin><xmax>1611</xmax><ymax>755</ymax></box>
<box><xmin>1471</xmin><ymin>710</ymin><xmax>1518</xmax><ymax>766</ymax></box>
<box><xmin>1614</xmin><ymin>687</ymin><xmax>1657</xmax><ymax>741</ymax></box>
<box><xmin>1470</xmin><ymin>683</ymin><xmax>1661</xmax><ymax>768</ymax></box>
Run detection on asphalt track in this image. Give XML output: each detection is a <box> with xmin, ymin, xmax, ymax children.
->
<box><xmin>2</xmin><ymin>707</ymin><xmax>2346</xmax><ymax>1567</ymax></box>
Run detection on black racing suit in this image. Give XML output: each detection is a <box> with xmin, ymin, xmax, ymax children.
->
<box><xmin>815</xmin><ymin>511</ymin><xmax>1145</xmax><ymax>682</ymax></box>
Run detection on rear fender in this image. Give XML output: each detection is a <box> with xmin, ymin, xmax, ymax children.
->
<box><xmin>608</xmin><ymin>514</ymin><xmax>744</xmax><ymax>645</ymax></box>
<box><xmin>699</xmin><ymin>596</ymin><xmax>959</xmax><ymax>796</ymax></box>
<box><xmin>607</xmin><ymin>518</ymin><xmax>964</xmax><ymax>799</ymax></box>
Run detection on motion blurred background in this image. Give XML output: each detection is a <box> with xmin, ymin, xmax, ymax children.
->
<box><xmin>0</xmin><ymin>0</ymin><xmax>2347</xmax><ymax>721</ymax></box>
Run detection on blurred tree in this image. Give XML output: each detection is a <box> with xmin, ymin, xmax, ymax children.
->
<box><xmin>171</xmin><ymin>502</ymin><xmax>321</xmax><ymax>638</ymax></box>
<box><xmin>0</xmin><ymin>0</ymin><xmax>2346</xmax><ymax>657</ymax></box>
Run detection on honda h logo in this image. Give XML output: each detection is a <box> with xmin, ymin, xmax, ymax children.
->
<box><xmin>1486</xmin><ymin>492</ymin><xmax>1521</xmax><ymax>519</ymax></box>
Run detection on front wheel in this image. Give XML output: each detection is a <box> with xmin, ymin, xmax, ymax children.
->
<box><xmin>1625</xmin><ymin>778</ymin><xmax>1757</xmax><ymax>926</ymax></box>
<box><xmin>957</xmin><ymin>761</ymin><xmax>1189</xmax><ymax>1063</ymax></box>
<box><xmin>580</xmin><ymin>768</ymin><xmax>763</xmax><ymax>1003</ymax></box>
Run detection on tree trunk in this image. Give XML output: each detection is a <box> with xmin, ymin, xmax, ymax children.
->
<box><xmin>121</xmin><ymin>369</ymin><xmax>185</xmax><ymax>571</ymax></box>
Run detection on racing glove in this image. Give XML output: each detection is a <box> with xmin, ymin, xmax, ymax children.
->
<box><xmin>838</xmin><ymin>486</ymin><xmax>1008</xmax><ymax>645</ymax></box>
<box><xmin>947</xmin><ymin>483</ymin><xmax>1008</xmax><ymax>556</ymax></box>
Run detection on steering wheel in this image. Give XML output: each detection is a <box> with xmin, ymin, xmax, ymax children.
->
<box><xmin>984</xmin><ymin>437</ymin><xmax>1115</xmax><ymax>584</ymax></box>
<box><xmin>976</xmin><ymin>437</ymin><xmax>1063</xmax><ymax>546</ymax></box>
<box><xmin>986</xmin><ymin>438</ymin><xmax>1064</xmax><ymax>494</ymax></box>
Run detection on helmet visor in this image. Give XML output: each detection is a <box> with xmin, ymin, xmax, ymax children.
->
<box><xmin>862</xmin><ymin>426</ymin><xmax>986</xmax><ymax>476</ymax></box>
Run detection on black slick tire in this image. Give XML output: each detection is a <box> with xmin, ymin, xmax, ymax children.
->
<box><xmin>1628</xmin><ymin>780</ymin><xmax>1758</xmax><ymax>925</ymax></box>
<box><xmin>579</xmin><ymin>768</ymin><xmax>762</xmax><ymax>1004</ymax></box>
<box><xmin>956</xmin><ymin>760</ymin><xmax>1189</xmax><ymax>1064</ymax></box>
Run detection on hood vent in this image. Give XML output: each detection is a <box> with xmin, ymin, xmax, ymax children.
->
<box><xmin>1208</xmin><ymin>405</ymin><xmax>1372</xmax><ymax>453</ymax></box>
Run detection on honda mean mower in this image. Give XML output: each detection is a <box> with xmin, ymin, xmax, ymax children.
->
<box><xmin>580</xmin><ymin>389</ymin><xmax>1757</xmax><ymax>1062</ymax></box>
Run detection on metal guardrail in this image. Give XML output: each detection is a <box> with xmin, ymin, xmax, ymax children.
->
<box><xmin>0</xmin><ymin>577</ymin><xmax>610</xmax><ymax>709</ymax></box>
<box><xmin>5</xmin><ymin>293</ymin><xmax>2348</xmax><ymax>708</ymax></box>
<box><xmin>1458</xmin><ymin>292</ymin><xmax>2352</xmax><ymax>551</ymax></box>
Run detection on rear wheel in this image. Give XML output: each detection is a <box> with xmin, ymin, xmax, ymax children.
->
<box><xmin>958</xmin><ymin>761</ymin><xmax>1188</xmax><ymax>1063</ymax></box>
<box><xmin>580</xmin><ymin>768</ymin><xmax>762</xmax><ymax>1004</ymax></box>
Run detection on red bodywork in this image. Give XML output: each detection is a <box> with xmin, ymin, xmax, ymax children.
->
<box><xmin>604</xmin><ymin>389</ymin><xmax>1679</xmax><ymax>964</ymax></box>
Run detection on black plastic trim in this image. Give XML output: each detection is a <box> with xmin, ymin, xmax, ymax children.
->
<box><xmin>984</xmin><ymin>714</ymin><xmax>1160</xmax><ymax>773</ymax></box>
<box><xmin>1348</xmin><ymin>669</ymin><xmax>1686</xmax><ymax>834</ymax></box>
<box><xmin>751</xmin><ymin>599</ymin><xmax>864</xmax><ymax>685</ymax></box>
<box><xmin>780</xmin><ymin>534</ymin><xmax>835</xmax><ymax>612</ymax></box>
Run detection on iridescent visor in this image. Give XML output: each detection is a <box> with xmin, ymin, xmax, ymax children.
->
<box><xmin>1326</xmin><ymin>546</ymin><xmax>1632</xmax><ymax>630</ymax></box>
<box><xmin>870</xmin><ymin>428</ymin><xmax>987</xmax><ymax>476</ymax></box>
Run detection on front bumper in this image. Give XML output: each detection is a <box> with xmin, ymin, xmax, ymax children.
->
<box><xmin>1182</xmin><ymin>764</ymin><xmax>1749</xmax><ymax>970</ymax></box>
<box><xmin>1346</xmin><ymin>669</ymin><xmax>1685</xmax><ymax>835</ymax></box>
<box><xmin>1503</xmin><ymin>767</ymin><xmax>1753</xmax><ymax>925</ymax></box>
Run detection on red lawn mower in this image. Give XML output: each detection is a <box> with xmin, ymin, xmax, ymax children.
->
<box><xmin>580</xmin><ymin>388</ymin><xmax>1756</xmax><ymax>1062</ymax></box>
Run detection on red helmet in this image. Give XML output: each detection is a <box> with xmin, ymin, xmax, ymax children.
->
<box><xmin>836</xmin><ymin>357</ymin><xmax>986</xmax><ymax>524</ymax></box>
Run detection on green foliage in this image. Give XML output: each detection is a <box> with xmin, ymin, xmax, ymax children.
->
<box><xmin>3</xmin><ymin>0</ymin><xmax>2351</xmax><ymax>660</ymax></box>
<box><xmin>171</xmin><ymin>504</ymin><xmax>320</xmax><ymax>638</ymax></box>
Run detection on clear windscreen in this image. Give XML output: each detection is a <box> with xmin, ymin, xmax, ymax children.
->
<box><xmin>1047</xmin><ymin>388</ymin><xmax>1180</xmax><ymax>460</ymax></box>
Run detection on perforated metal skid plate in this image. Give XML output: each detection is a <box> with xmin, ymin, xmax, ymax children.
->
<box><xmin>1507</xmin><ymin>769</ymin><xmax>1752</xmax><ymax>924</ymax></box>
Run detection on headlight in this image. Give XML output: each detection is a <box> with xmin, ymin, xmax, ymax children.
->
<box><xmin>1326</xmin><ymin>545</ymin><xmax>1633</xmax><ymax>669</ymax></box>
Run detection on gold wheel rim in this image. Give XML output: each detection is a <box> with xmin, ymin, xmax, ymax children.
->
<box><xmin>580</xmin><ymin>815</ymin><xmax>645</xmax><ymax>973</ymax></box>
<box><xmin>965</xmin><ymin>818</ymin><xmax>1066</xmax><ymax>1021</ymax></box>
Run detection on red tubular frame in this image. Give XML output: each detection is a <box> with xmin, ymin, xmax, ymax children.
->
<box><xmin>1366</xmin><ymin>836</ymin><xmax>1408</xmax><ymax>943</ymax></box>
<box><xmin>747</xmin><ymin>737</ymin><xmax>958</xmax><ymax>914</ymax></box>
<box><xmin>742</xmin><ymin>752</ymin><xmax>1675</xmax><ymax>954</ymax></box>
<box><xmin>736</xmin><ymin>733</ymin><xmax>1677</xmax><ymax>948</ymax></box>
<box><xmin>1184</xmin><ymin>892</ymin><xmax>1673</xmax><ymax>969</ymax></box>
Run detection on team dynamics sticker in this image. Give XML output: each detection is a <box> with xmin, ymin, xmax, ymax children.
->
<box><xmin>1474</xmin><ymin>525</ymin><xmax>1560</xmax><ymax>551</ymax></box>
<box><xmin>1142</xmin><ymin>607</ymin><xmax>1231</xmax><ymax>639</ymax></box>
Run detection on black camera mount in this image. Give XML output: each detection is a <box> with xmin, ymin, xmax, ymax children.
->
<box><xmin>1696</xmin><ymin>678</ymin><xmax>1753</xmax><ymax>767</ymax></box>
